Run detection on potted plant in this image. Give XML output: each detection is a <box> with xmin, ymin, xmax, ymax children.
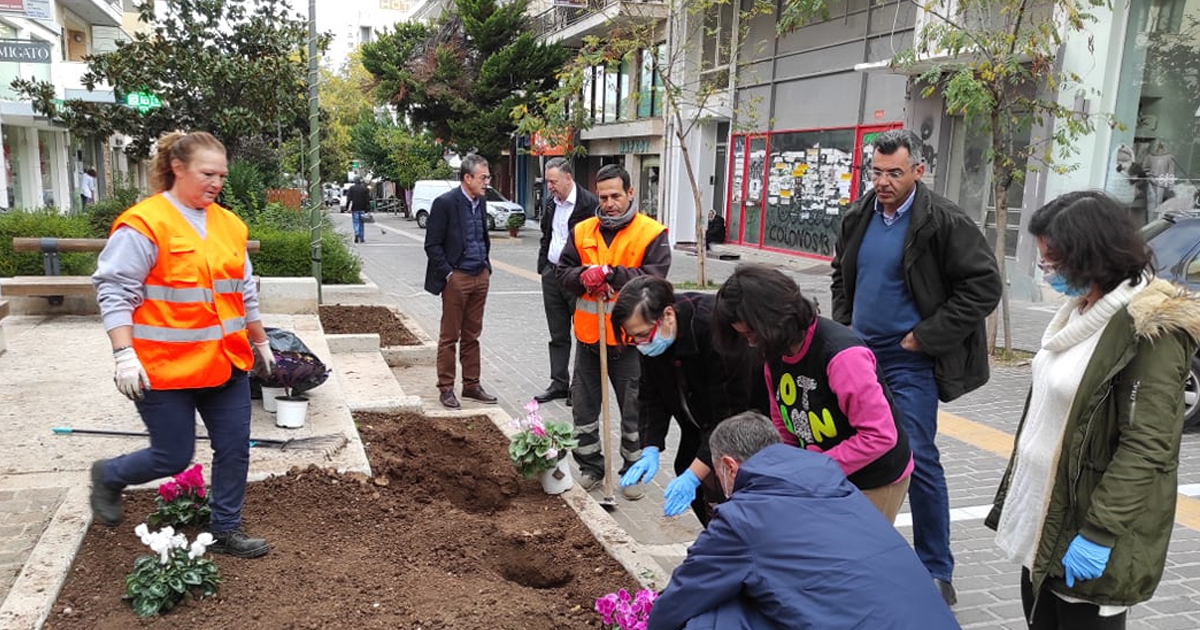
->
<box><xmin>506</xmin><ymin>213</ymin><xmax>523</xmax><ymax>237</ymax></box>
<box><xmin>271</xmin><ymin>351</ymin><xmax>326</xmax><ymax>428</ymax></box>
<box><xmin>125</xmin><ymin>524</ymin><xmax>221</xmax><ymax>617</ymax></box>
<box><xmin>508</xmin><ymin>399</ymin><xmax>579</xmax><ymax>494</ymax></box>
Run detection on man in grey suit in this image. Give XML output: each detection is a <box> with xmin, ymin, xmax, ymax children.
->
<box><xmin>534</xmin><ymin>157</ymin><xmax>598</xmax><ymax>404</ymax></box>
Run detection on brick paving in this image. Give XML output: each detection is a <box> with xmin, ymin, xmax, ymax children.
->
<box><xmin>330</xmin><ymin>213</ymin><xmax>1200</xmax><ymax>626</ymax></box>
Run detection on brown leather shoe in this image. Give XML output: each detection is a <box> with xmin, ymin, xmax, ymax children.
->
<box><xmin>461</xmin><ymin>385</ymin><xmax>498</xmax><ymax>403</ymax></box>
<box><xmin>439</xmin><ymin>388</ymin><xmax>460</xmax><ymax>409</ymax></box>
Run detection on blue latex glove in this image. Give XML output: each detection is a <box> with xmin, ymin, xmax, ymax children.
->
<box><xmin>621</xmin><ymin>447</ymin><xmax>659</xmax><ymax>486</ymax></box>
<box><xmin>1062</xmin><ymin>534</ymin><xmax>1112</xmax><ymax>588</ymax></box>
<box><xmin>663</xmin><ymin>470</ymin><xmax>701</xmax><ymax>517</ymax></box>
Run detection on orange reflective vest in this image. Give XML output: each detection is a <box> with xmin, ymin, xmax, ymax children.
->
<box><xmin>114</xmin><ymin>194</ymin><xmax>253</xmax><ymax>390</ymax></box>
<box><xmin>573</xmin><ymin>213</ymin><xmax>666</xmax><ymax>345</ymax></box>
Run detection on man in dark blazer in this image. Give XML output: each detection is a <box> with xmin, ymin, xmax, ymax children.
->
<box><xmin>423</xmin><ymin>154</ymin><xmax>498</xmax><ymax>409</ymax></box>
<box><xmin>534</xmin><ymin>157</ymin><xmax>599</xmax><ymax>404</ymax></box>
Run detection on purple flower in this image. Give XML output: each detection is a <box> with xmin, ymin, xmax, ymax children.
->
<box><xmin>595</xmin><ymin>593</ymin><xmax>619</xmax><ymax>624</ymax></box>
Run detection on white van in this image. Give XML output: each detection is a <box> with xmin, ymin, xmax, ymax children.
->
<box><xmin>411</xmin><ymin>180</ymin><xmax>526</xmax><ymax>231</ymax></box>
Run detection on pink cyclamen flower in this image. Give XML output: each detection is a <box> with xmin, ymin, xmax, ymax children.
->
<box><xmin>618</xmin><ymin>588</ymin><xmax>632</xmax><ymax>602</ymax></box>
<box><xmin>524</xmin><ymin>398</ymin><xmax>539</xmax><ymax>414</ymax></box>
<box><xmin>531</xmin><ymin>423</ymin><xmax>547</xmax><ymax>438</ymax></box>
<box><xmin>157</xmin><ymin>480</ymin><xmax>180</xmax><ymax>502</ymax></box>
<box><xmin>595</xmin><ymin>593</ymin><xmax>619</xmax><ymax>624</ymax></box>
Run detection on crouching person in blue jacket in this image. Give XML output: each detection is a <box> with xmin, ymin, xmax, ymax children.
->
<box><xmin>647</xmin><ymin>412</ymin><xmax>960</xmax><ymax>630</ymax></box>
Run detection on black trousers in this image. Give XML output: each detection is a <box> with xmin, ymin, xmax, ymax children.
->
<box><xmin>540</xmin><ymin>266</ymin><xmax>576</xmax><ymax>392</ymax></box>
<box><xmin>1020</xmin><ymin>568</ymin><xmax>1127</xmax><ymax>630</ymax></box>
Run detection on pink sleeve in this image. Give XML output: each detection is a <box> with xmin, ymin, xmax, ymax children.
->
<box><xmin>821</xmin><ymin>346</ymin><xmax>898</xmax><ymax>476</ymax></box>
<box><xmin>764</xmin><ymin>363</ymin><xmax>800</xmax><ymax>447</ymax></box>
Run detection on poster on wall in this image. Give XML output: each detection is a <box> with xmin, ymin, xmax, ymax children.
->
<box><xmin>760</xmin><ymin>129</ymin><xmax>856</xmax><ymax>257</ymax></box>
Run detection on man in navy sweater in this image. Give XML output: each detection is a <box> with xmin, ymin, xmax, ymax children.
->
<box><xmin>646</xmin><ymin>412</ymin><xmax>959</xmax><ymax>630</ymax></box>
<box><xmin>831</xmin><ymin>129</ymin><xmax>1001</xmax><ymax>606</ymax></box>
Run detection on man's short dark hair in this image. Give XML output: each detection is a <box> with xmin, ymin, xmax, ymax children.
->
<box><xmin>459</xmin><ymin>154</ymin><xmax>489</xmax><ymax>182</ymax></box>
<box><xmin>612</xmin><ymin>276</ymin><xmax>675</xmax><ymax>343</ymax></box>
<box><xmin>545</xmin><ymin>157</ymin><xmax>573</xmax><ymax>178</ymax></box>
<box><xmin>872</xmin><ymin>130</ymin><xmax>924</xmax><ymax>166</ymax></box>
<box><xmin>709</xmin><ymin>412</ymin><xmax>781</xmax><ymax>464</ymax></box>
<box><xmin>596</xmin><ymin>164</ymin><xmax>632</xmax><ymax>190</ymax></box>
<box><xmin>1028</xmin><ymin>191</ymin><xmax>1150</xmax><ymax>293</ymax></box>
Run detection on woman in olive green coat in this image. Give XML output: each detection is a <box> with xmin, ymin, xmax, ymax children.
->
<box><xmin>986</xmin><ymin>191</ymin><xmax>1200</xmax><ymax>630</ymax></box>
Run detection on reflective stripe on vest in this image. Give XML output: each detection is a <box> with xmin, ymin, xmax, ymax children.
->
<box><xmin>116</xmin><ymin>194</ymin><xmax>253</xmax><ymax>389</ymax></box>
<box><xmin>572</xmin><ymin>213</ymin><xmax>665</xmax><ymax>345</ymax></box>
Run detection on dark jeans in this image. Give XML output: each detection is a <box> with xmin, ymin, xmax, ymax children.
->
<box><xmin>437</xmin><ymin>268</ymin><xmax>490</xmax><ymax>390</ymax></box>
<box><xmin>351</xmin><ymin>210</ymin><xmax>365</xmax><ymax>241</ymax></box>
<box><xmin>873</xmin><ymin>342</ymin><xmax>953</xmax><ymax>582</ymax></box>
<box><xmin>1021</xmin><ymin>568</ymin><xmax>1127</xmax><ymax>630</ymax></box>
<box><xmin>540</xmin><ymin>266</ymin><xmax>576</xmax><ymax>392</ymax></box>
<box><xmin>101</xmin><ymin>370</ymin><xmax>251</xmax><ymax>533</ymax></box>
<box><xmin>570</xmin><ymin>341</ymin><xmax>641</xmax><ymax>478</ymax></box>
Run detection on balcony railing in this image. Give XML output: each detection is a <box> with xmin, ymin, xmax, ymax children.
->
<box><xmin>532</xmin><ymin>0</ymin><xmax>667</xmax><ymax>43</ymax></box>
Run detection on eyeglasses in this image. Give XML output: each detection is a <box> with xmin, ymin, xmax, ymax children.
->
<box><xmin>473</xmin><ymin>173</ymin><xmax>492</xmax><ymax>182</ymax></box>
<box><xmin>626</xmin><ymin>319</ymin><xmax>660</xmax><ymax>345</ymax></box>
<box><xmin>865</xmin><ymin>167</ymin><xmax>913</xmax><ymax>181</ymax></box>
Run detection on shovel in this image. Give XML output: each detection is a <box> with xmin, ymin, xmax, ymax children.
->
<box><xmin>596</xmin><ymin>291</ymin><xmax>618</xmax><ymax>511</ymax></box>
<box><xmin>52</xmin><ymin>426</ymin><xmax>348</xmax><ymax>452</ymax></box>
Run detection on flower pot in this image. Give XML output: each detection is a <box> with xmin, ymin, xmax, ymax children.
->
<box><xmin>274</xmin><ymin>395</ymin><xmax>309</xmax><ymax>429</ymax></box>
<box><xmin>508</xmin><ymin>228</ymin><xmax>519</xmax><ymax>238</ymax></box>
<box><xmin>261</xmin><ymin>387</ymin><xmax>286</xmax><ymax>413</ymax></box>
<box><xmin>539</xmin><ymin>457</ymin><xmax>573</xmax><ymax>495</ymax></box>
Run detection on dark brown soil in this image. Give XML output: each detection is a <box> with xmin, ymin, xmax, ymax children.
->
<box><xmin>44</xmin><ymin>412</ymin><xmax>637</xmax><ymax>629</ymax></box>
<box><xmin>319</xmin><ymin>304</ymin><xmax>422</xmax><ymax>346</ymax></box>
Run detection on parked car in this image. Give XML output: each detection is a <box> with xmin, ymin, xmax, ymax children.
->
<box><xmin>1142</xmin><ymin>213</ymin><xmax>1200</xmax><ymax>429</ymax></box>
<box><xmin>411</xmin><ymin>180</ymin><xmax>526</xmax><ymax>231</ymax></box>
<box><xmin>322</xmin><ymin>183</ymin><xmax>341</xmax><ymax>207</ymax></box>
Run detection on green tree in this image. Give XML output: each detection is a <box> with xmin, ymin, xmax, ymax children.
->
<box><xmin>319</xmin><ymin>50</ymin><xmax>378</xmax><ymax>181</ymax></box>
<box><xmin>13</xmin><ymin>0</ymin><xmax>310</xmax><ymax>162</ymax></box>
<box><xmin>350</xmin><ymin>114</ymin><xmax>453</xmax><ymax>188</ymax></box>
<box><xmin>361</xmin><ymin>2</ymin><xmax>569</xmax><ymax>163</ymax></box>
<box><xmin>780</xmin><ymin>0</ymin><xmax>1114</xmax><ymax>353</ymax></box>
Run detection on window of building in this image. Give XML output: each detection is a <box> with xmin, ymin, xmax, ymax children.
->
<box><xmin>1108</xmin><ymin>0</ymin><xmax>1199</xmax><ymax>222</ymax></box>
<box><xmin>700</xmin><ymin>0</ymin><xmax>733</xmax><ymax>92</ymax></box>
<box><xmin>360</xmin><ymin>26</ymin><xmax>372</xmax><ymax>44</ymax></box>
<box><xmin>945</xmin><ymin>116</ymin><xmax>1027</xmax><ymax>258</ymax></box>
<box><xmin>637</xmin><ymin>45</ymin><xmax>665</xmax><ymax>118</ymax></box>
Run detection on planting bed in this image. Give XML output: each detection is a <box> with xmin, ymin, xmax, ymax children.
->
<box><xmin>319</xmin><ymin>304</ymin><xmax>421</xmax><ymax>346</ymax></box>
<box><xmin>44</xmin><ymin>412</ymin><xmax>637</xmax><ymax>629</ymax></box>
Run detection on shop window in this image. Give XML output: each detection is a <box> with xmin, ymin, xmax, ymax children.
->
<box><xmin>1108</xmin><ymin>0</ymin><xmax>1200</xmax><ymax>220</ymax></box>
<box><xmin>759</xmin><ymin>129</ymin><xmax>855</xmax><ymax>257</ymax></box>
<box><xmin>946</xmin><ymin>117</ymin><xmax>1027</xmax><ymax>258</ymax></box>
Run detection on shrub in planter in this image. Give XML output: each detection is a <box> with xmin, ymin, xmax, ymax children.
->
<box><xmin>220</xmin><ymin>159</ymin><xmax>267</xmax><ymax>220</ymax></box>
<box><xmin>85</xmin><ymin>177</ymin><xmax>142</xmax><ymax>237</ymax></box>
<box><xmin>147</xmin><ymin>464</ymin><xmax>210</xmax><ymax>528</ymax></box>
<box><xmin>0</xmin><ymin>209</ymin><xmax>95</xmax><ymax>276</ymax></box>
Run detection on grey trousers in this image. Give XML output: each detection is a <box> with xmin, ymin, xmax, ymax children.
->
<box><xmin>570</xmin><ymin>340</ymin><xmax>642</xmax><ymax>478</ymax></box>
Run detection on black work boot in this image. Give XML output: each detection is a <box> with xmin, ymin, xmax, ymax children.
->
<box><xmin>89</xmin><ymin>459</ymin><xmax>123</xmax><ymax>527</ymax></box>
<box><xmin>210</xmin><ymin>529</ymin><xmax>271</xmax><ymax>558</ymax></box>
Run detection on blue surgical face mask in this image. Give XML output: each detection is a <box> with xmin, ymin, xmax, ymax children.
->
<box><xmin>1045</xmin><ymin>270</ymin><xmax>1089</xmax><ymax>298</ymax></box>
<box><xmin>636</xmin><ymin>326</ymin><xmax>675</xmax><ymax>357</ymax></box>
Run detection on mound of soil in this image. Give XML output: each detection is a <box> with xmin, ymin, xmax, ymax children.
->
<box><xmin>319</xmin><ymin>305</ymin><xmax>422</xmax><ymax>346</ymax></box>
<box><xmin>44</xmin><ymin>413</ymin><xmax>637</xmax><ymax>629</ymax></box>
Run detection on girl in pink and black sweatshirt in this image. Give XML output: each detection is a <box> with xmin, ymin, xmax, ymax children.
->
<box><xmin>715</xmin><ymin>264</ymin><xmax>914</xmax><ymax>523</ymax></box>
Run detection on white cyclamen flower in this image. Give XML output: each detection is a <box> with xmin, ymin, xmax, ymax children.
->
<box><xmin>545</xmin><ymin>447</ymin><xmax>558</xmax><ymax>460</ymax></box>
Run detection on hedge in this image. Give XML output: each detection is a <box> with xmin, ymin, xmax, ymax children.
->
<box><xmin>0</xmin><ymin>203</ymin><xmax>361</xmax><ymax>285</ymax></box>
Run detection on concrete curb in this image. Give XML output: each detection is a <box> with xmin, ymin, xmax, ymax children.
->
<box><xmin>423</xmin><ymin>407</ymin><xmax>672</xmax><ymax>591</ymax></box>
<box><xmin>380</xmin><ymin>305</ymin><xmax>437</xmax><ymax>368</ymax></box>
<box><xmin>0</xmin><ymin>487</ymin><xmax>89</xmax><ymax>630</ymax></box>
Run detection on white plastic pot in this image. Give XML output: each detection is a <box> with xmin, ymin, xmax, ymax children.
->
<box><xmin>261</xmin><ymin>387</ymin><xmax>286</xmax><ymax>413</ymax></box>
<box><xmin>539</xmin><ymin>457</ymin><xmax>573</xmax><ymax>495</ymax></box>
<box><xmin>274</xmin><ymin>396</ymin><xmax>309</xmax><ymax>429</ymax></box>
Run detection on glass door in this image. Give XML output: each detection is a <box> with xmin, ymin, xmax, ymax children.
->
<box><xmin>728</xmin><ymin>135</ymin><xmax>744</xmax><ymax>243</ymax></box>
<box><xmin>743</xmin><ymin>135</ymin><xmax>768</xmax><ymax>245</ymax></box>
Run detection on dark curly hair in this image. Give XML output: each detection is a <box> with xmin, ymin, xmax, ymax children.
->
<box><xmin>1027</xmin><ymin>191</ymin><xmax>1150</xmax><ymax>294</ymax></box>
<box><xmin>714</xmin><ymin>264</ymin><xmax>816</xmax><ymax>360</ymax></box>
<box><xmin>612</xmin><ymin>276</ymin><xmax>674</xmax><ymax>347</ymax></box>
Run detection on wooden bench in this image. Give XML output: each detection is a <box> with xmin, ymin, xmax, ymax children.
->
<box><xmin>1</xmin><ymin>238</ymin><xmax>261</xmax><ymax>305</ymax></box>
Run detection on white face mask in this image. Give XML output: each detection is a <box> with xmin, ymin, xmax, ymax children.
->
<box><xmin>716</xmin><ymin>460</ymin><xmax>737</xmax><ymax>497</ymax></box>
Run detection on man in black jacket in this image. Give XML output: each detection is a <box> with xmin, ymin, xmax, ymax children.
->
<box><xmin>534</xmin><ymin>158</ymin><xmax>598</xmax><ymax>404</ymax></box>
<box><xmin>613</xmin><ymin>276</ymin><xmax>754</xmax><ymax>525</ymax></box>
<box><xmin>345</xmin><ymin>177</ymin><xmax>372</xmax><ymax>243</ymax></box>
<box><xmin>831</xmin><ymin>129</ymin><xmax>1001</xmax><ymax>607</ymax></box>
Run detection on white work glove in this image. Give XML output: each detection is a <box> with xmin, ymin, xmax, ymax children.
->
<box><xmin>113</xmin><ymin>347</ymin><xmax>151</xmax><ymax>401</ymax></box>
<box><xmin>252</xmin><ymin>340</ymin><xmax>276</xmax><ymax>377</ymax></box>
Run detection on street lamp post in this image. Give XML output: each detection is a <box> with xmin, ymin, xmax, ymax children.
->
<box><xmin>307</xmin><ymin>0</ymin><xmax>323</xmax><ymax>302</ymax></box>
